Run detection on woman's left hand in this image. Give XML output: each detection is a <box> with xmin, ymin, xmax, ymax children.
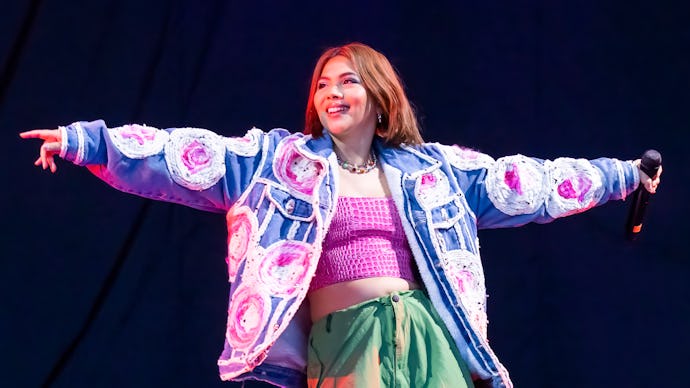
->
<box><xmin>634</xmin><ymin>159</ymin><xmax>662</xmax><ymax>194</ymax></box>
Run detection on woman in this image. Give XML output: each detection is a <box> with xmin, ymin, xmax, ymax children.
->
<box><xmin>21</xmin><ymin>43</ymin><xmax>660</xmax><ymax>387</ymax></box>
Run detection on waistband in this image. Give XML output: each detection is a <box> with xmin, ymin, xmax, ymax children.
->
<box><xmin>312</xmin><ymin>289</ymin><xmax>426</xmax><ymax>329</ymax></box>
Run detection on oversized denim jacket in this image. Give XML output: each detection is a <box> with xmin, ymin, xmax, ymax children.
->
<box><xmin>59</xmin><ymin>120</ymin><xmax>639</xmax><ymax>388</ymax></box>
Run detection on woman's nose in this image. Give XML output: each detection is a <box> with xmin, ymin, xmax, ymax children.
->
<box><xmin>327</xmin><ymin>84</ymin><xmax>343</xmax><ymax>98</ymax></box>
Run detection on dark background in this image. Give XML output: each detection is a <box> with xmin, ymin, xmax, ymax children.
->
<box><xmin>2</xmin><ymin>1</ymin><xmax>688</xmax><ymax>387</ymax></box>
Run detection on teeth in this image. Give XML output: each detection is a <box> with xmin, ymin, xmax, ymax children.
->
<box><xmin>327</xmin><ymin>106</ymin><xmax>346</xmax><ymax>114</ymax></box>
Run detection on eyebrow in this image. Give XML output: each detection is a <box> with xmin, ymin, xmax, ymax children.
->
<box><xmin>317</xmin><ymin>71</ymin><xmax>359</xmax><ymax>81</ymax></box>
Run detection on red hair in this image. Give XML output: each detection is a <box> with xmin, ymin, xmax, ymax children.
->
<box><xmin>304</xmin><ymin>43</ymin><xmax>423</xmax><ymax>146</ymax></box>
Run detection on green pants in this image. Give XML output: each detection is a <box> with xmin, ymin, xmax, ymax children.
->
<box><xmin>307</xmin><ymin>290</ymin><xmax>473</xmax><ymax>388</ymax></box>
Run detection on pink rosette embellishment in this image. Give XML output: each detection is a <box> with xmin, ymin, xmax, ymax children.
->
<box><xmin>486</xmin><ymin>155</ymin><xmax>548</xmax><ymax>215</ymax></box>
<box><xmin>165</xmin><ymin>127</ymin><xmax>226</xmax><ymax>191</ymax></box>
<box><xmin>120</xmin><ymin>124</ymin><xmax>157</xmax><ymax>145</ymax></box>
<box><xmin>258</xmin><ymin>240</ymin><xmax>312</xmax><ymax>298</ymax></box>
<box><xmin>225</xmin><ymin>207</ymin><xmax>258</xmax><ymax>282</ymax></box>
<box><xmin>108</xmin><ymin>124</ymin><xmax>169</xmax><ymax>159</ymax></box>
<box><xmin>181</xmin><ymin>139</ymin><xmax>212</xmax><ymax>173</ymax></box>
<box><xmin>274</xmin><ymin>138</ymin><xmax>324</xmax><ymax>196</ymax></box>
<box><xmin>545</xmin><ymin>158</ymin><xmax>604</xmax><ymax>218</ymax></box>
<box><xmin>226</xmin><ymin>285</ymin><xmax>270</xmax><ymax>351</ymax></box>
<box><xmin>557</xmin><ymin>175</ymin><xmax>592</xmax><ymax>202</ymax></box>
<box><xmin>414</xmin><ymin>170</ymin><xmax>451</xmax><ymax>209</ymax></box>
<box><xmin>504</xmin><ymin>163</ymin><xmax>523</xmax><ymax>195</ymax></box>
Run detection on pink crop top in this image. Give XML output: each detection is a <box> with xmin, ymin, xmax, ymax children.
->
<box><xmin>309</xmin><ymin>196</ymin><xmax>416</xmax><ymax>291</ymax></box>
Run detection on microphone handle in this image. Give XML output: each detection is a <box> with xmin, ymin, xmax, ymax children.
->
<box><xmin>625</xmin><ymin>188</ymin><xmax>651</xmax><ymax>240</ymax></box>
<box><xmin>625</xmin><ymin>149</ymin><xmax>662</xmax><ymax>241</ymax></box>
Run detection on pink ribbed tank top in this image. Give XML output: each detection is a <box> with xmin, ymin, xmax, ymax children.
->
<box><xmin>310</xmin><ymin>196</ymin><xmax>416</xmax><ymax>291</ymax></box>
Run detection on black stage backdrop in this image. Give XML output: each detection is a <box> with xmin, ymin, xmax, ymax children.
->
<box><xmin>2</xmin><ymin>1</ymin><xmax>689</xmax><ymax>387</ymax></box>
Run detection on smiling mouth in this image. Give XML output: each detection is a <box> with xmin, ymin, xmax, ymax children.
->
<box><xmin>327</xmin><ymin>106</ymin><xmax>347</xmax><ymax>114</ymax></box>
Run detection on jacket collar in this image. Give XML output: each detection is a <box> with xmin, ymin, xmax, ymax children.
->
<box><xmin>295</xmin><ymin>130</ymin><xmax>334</xmax><ymax>161</ymax></box>
<box><xmin>296</xmin><ymin>130</ymin><xmax>441</xmax><ymax>178</ymax></box>
<box><xmin>374</xmin><ymin>138</ymin><xmax>441</xmax><ymax>178</ymax></box>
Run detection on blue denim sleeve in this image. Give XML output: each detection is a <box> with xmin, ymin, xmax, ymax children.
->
<box><xmin>437</xmin><ymin>145</ymin><xmax>640</xmax><ymax>229</ymax></box>
<box><xmin>58</xmin><ymin>119</ymin><xmax>288</xmax><ymax>213</ymax></box>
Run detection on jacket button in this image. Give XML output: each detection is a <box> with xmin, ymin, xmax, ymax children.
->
<box><xmin>285</xmin><ymin>199</ymin><xmax>295</xmax><ymax>214</ymax></box>
<box><xmin>391</xmin><ymin>294</ymin><xmax>400</xmax><ymax>302</ymax></box>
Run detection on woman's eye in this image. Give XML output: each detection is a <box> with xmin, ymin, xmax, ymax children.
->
<box><xmin>317</xmin><ymin>82</ymin><xmax>327</xmax><ymax>89</ymax></box>
<box><xmin>343</xmin><ymin>78</ymin><xmax>359</xmax><ymax>84</ymax></box>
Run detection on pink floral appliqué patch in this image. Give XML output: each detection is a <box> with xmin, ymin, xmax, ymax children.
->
<box><xmin>441</xmin><ymin>250</ymin><xmax>488</xmax><ymax>337</ymax></box>
<box><xmin>454</xmin><ymin>269</ymin><xmax>476</xmax><ymax>294</ymax></box>
<box><xmin>226</xmin><ymin>285</ymin><xmax>270</xmax><ymax>351</ymax></box>
<box><xmin>545</xmin><ymin>158</ymin><xmax>604</xmax><ymax>218</ymax></box>
<box><xmin>181</xmin><ymin>139</ymin><xmax>212</xmax><ymax>174</ymax></box>
<box><xmin>274</xmin><ymin>138</ymin><xmax>324</xmax><ymax>196</ymax></box>
<box><xmin>504</xmin><ymin>163</ymin><xmax>523</xmax><ymax>195</ymax></box>
<box><xmin>557</xmin><ymin>175</ymin><xmax>592</xmax><ymax>202</ymax></box>
<box><xmin>258</xmin><ymin>240</ymin><xmax>312</xmax><ymax>298</ymax></box>
<box><xmin>226</xmin><ymin>206</ymin><xmax>258</xmax><ymax>282</ymax></box>
<box><xmin>414</xmin><ymin>170</ymin><xmax>451</xmax><ymax>208</ymax></box>
<box><xmin>120</xmin><ymin>124</ymin><xmax>157</xmax><ymax>145</ymax></box>
<box><xmin>421</xmin><ymin>173</ymin><xmax>437</xmax><ymax>187</ymax></box>
<box><xmin>486</xmin><ymin>155</ymin><xmax>548</xmax><ymax>215</ymax></box>
<box><xmin>108</xmin><ymin>124</ymin><xmax>169</xmax><ymax>159</ymax></box>
<box><xmin>164</xmin><ymin>127</ymin><xmax>226</xmax><ymax>191</ymax></box>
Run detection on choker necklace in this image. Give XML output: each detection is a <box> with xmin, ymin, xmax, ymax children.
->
<box><xmin>336</xmin><ymin>151</ymin><xmax>377</xmax><ymax>174</ymax></box>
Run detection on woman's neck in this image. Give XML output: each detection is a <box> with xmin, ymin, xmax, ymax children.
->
<box><xmin>331</xmin><ymin>134</ymin><xmax>375</xmax><ymax>165</ymax></box>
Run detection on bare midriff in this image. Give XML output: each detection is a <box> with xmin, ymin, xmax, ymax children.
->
<box><xmin>308</xmin><ymin>163</ymin><xmax>421</xmax><ymax>322</ymax></box>
<box><xmin>308</xmin><ymin>277</ymin><xmax>420</xmax><ymax>323</ymax></box>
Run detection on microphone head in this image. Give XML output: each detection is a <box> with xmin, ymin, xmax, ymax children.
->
<box><xmin>640</xmin><ymin>149</ymin><xmax>662</xmax><ymax>178</ymax></box>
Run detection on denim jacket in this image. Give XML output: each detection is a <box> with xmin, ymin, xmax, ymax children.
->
<box><xmin>59</xmin><ymin>120</ymin><xmax>639</xmax><ymax>388</ymax></box>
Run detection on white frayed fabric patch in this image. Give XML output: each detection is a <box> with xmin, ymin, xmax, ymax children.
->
<box><xmin>58</xmin><ymin>126</ymin><xmax>69</xmax><ymax>158</ymax></box>
<box><xmin>225</xmin><ymin>127</ymin><xmax>263</xmax><ymax>157</ymax></box>
<box><xmin>440</xmin><ymin>249</ymin><xmax>488</xmax><ymax>338</ymax></box>
<box><xmin>614</xmin><ymin>159</ymin><xmax>627</xmax><ymax>200</ymax></box>
<box><xmin>414</xmin><ymin>169</ymin><xmax>453</xmax><ymax>209</ymax></box>
<box><xmin>272</xmin><ymin>137</ymin><xmax>325</xmax><ymax>197</ymax></box>
<box><xmin>545</xmin><ymin>158</ymin><xmax>604</xmax><ymax>218</ymax></box>
<box><xmin>74</xmin><ymin>122</ymin><xmax>86</xmax><ymax>165</ymax></box>
<box><xmin>164</xmin><ymin>127</ymin><xmax>226</xmax><ymax>191</ymax></box>
<box><xmin>108</xmin><ymin>124</ymin><xmax>170</xmax><ymax>159</ymax></box>
<box><xmin>440</xmin><ymin>144</ymin><xmax>496</xmax><ymax>171</ymax></box>
<box><xmin>486</xmin><ymin>155</ymin><xmax>549</xmax><ymax>215</ymax></box>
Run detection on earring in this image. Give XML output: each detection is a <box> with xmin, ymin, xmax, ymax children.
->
<box><xmin>377</xmin><ymin>113</ymin><xmax>382</xmax><ymax>125</ymax></box>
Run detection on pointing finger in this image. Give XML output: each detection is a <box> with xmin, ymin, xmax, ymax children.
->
<box><xmin>20</xmin><ymin>130</ymin><xmax>49</xmax><ymax>139</ymax></box>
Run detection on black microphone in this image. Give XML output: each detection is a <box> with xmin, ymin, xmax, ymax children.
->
<box><xmin>625</xmin><ymin>149</ymin><xmax>662</xmax><ymax>241</ymax></box>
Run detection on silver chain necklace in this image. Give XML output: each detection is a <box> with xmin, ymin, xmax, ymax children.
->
<box><xmin>336</xmin><ymin>151</ymin><xmax>377</xmax><ymax>174</ymax></box>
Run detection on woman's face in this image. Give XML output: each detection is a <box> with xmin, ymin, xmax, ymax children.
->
<box><xmin>313</xmin><ymin>56</ymin><xmax>378</xmax><ymax>141</ymax></box>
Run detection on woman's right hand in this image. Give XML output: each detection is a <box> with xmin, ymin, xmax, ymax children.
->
<box><xmin>19</xmin><ymin>129</ymin><xmax>63</xmax><ymax>173</ymax></box>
